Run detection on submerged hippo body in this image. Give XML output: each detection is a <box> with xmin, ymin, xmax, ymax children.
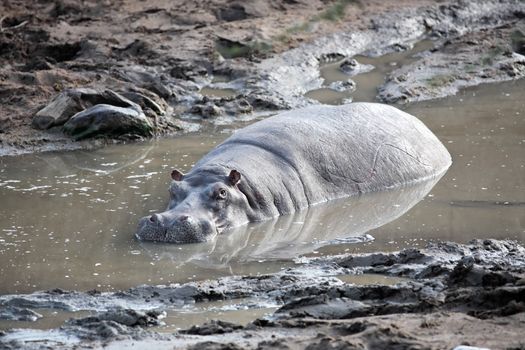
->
<box><xmin>136</xmin><ymin>103</ymin><xmax>451</xmax><ymax>243</ymax></box>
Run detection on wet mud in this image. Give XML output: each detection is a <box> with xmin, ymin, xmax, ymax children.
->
<box><xmin>1</xmin><ymin>239</ymin><xmax>524</xmax><ymax>349</ymax></box>
<box><xmin>0</xmin><ymin>0</ymin><xmax>524</xmax><ymax>155</ymax></box>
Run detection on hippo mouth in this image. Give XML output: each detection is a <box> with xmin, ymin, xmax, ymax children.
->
<box><xmin>135</xmin><ymin>215</ymin><xmax>216</xmax><ymax>244</ymax></box>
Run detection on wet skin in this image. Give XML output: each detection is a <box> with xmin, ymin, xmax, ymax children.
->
<box><xmin>136</xmin><ymin>102</ymin><xmax>451</xmax><ymax>243</ymax></box>
<box><xmin>136</xmin><ymin>169</ymin><xmax>252</xmax><ymax>243</ymax></box>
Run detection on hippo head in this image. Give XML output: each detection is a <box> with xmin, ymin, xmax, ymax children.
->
<box><xmin>136</xmin><ymin>168</ymin><xmax>250</xmax><ymax>243</ymax></box>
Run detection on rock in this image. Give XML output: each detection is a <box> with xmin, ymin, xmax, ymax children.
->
<box><xmin>223</xmin><ymin>98</ymin><xmax>253</xmax><ymax>115</ymax></box>
<box><xmin>319</xmin><ymin>53</ymin><xmax>346</xmax><ymax>64</ymax></box>
<box><xmin>32</xmin><ymin>88</ymin><xmax>137</xmax><ymax>130</ymax></box>
<box><xmin>447</xmin><ymin>256</ymin><xmax>518</xmax><ymax>287</ymax></box>
<box><xmin>0</xmin><ymin>306</ymin><xmax>42</xmax><ymax>322</ymax></box>
<box><xmin>120</xmin><ymin>91</ymin><xmax>165</xmax><ymax>116</ymax></box>
<box><xmin>62</xmin><ymin>104</ymin><xmax>153</xmax><ymax>140</ymax></box>
<box><xmin>216</xmin><ymin>3</ymin><xmax>250</xmax><ymax>22</ymax></box>
<box><xmin>33</xmin><ymin>87</ymin><xmax>159</xmax><ymax>139</ymax></box>
<box><xmin>115</xmin><ymin>39</ymin><xmax>159</xmax><ymax>61</ymax></box>
<box><xmin>70</xmin><ymin>308</ymin><xmax>164</xmax><ymax>328</ymax></box>
<box><xmin>339</xmin><ymin>59</ymin><xmax>375</xmax><ymax>76</ymax></box>
<box><xmin>0</xmin><ymin>117</ymin><xmax>14</xmax><ymax>134</ymax></box>
<box><xmin>32</xmin><ymin>91</ymin><xmax>83</xmax><ymax>130</ymax></box>
<box><xmin>64</xmin><ymin>308</ymin><xmax>164</xmax><ymax>341</ymax></box>
<box><xmin>328</xmin><ymin>79</ymin><xmax>357</xmax><ymax>92</ymax></box>
<box><xmin>145</xmin><ymin>79</ymin><xmax>172</xmax><ymax>99</ymax></box>
<box><xmin>215</xmin><ymin>2</ymin><xmax>271</xmax><ymax>22</ymax></box>
<box><xmin>211</xmin><ymin>51</ymin><xmax>226</xmax><ymax>65</ymax></box>
<box><xmin>245</xmin><ymin>92</ymin><xmax>288</xmax><ymax>110</ymax></box>
<box><xmin>50</xmin><ymin>0</ymin><xmax>83</xmax><ymax>18</ymax></box>
<box><xmin>191</xmin><ymin>102</ymin><xmax>223</xmax><ymax>118</ymax></box>
<box><xmin>187</xmin><ymin>341</ymin><xmax>245</xmax><ymax>350</ymax></box>
<box><xmin>511</xmin><ymin>30</ymin><xmax>525</xmax><ymax>55</ymax></box>
<box><xmin>278</xmin><ymin>296</ymin><xmax>372</xmax><ymax>320</ymax></box>
<box><xmin>180</xmin><ymin>320</ymin><xmax>243</xmax><ymax>335</ymax></box>
<box><xmin>169</xmin><ymin>60</ymin><xmax>208</xmax><ymax>80</ymax></box>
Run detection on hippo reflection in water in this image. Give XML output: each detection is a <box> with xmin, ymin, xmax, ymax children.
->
<box><xmin>139</xmin><ymin>175</ymin><xmax>443</xmax><ymax>267</ymax></box>
<box><xmin>136</xmin><ymin>103</ymin><xmax>451</xmax><ymax>243</ymax></box>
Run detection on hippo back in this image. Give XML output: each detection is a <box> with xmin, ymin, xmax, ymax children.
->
<box><xmin>194</xmin><ymin>103</ymin><xmax>451</xmax><ymax>215</ymax></box>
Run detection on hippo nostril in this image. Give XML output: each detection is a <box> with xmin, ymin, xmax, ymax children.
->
<box><xmin>149</xmin><ymin>214</ymin><xmax>160</xmax><ymax>224</ymax></box>
<box><xmin>179</xmin><ymin>215</ymin><xmax>189</xmax><ymax>222</ymax></box>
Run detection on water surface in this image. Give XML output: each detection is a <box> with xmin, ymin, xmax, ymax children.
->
<box><xmin>0</xmin><ymin>80</ymin><xmax>524</xmax><ymax>296</ymax></box>
<box><xmin>306</xmin><ymin>40</ymin><xmax>435</xmax><ymax>104</ymax></box>
<box><xmin>0</xmin><ymin>75</ymin><xmax>524</xmax><ymax>333</ymax></box>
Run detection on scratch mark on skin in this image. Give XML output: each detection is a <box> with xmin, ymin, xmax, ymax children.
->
<box><xmin>358</xmin><ymin>142</ymin><xmax>432</xmax><ymax>184</ymax></box>
<box><xmin>322</xmin><ymin>141</ymin><xmax>431</xmax><ymax>187</ymax></box>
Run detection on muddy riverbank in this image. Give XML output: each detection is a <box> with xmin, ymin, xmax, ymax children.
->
<box><xmin>1</xmin><ymin>0</ymin><xmax>524</xmax><ymax>155</ymax></box>
<box><xmin>1</xmin><ymin>239</ymin><xmax>524</xmax><ymax>349</ymax></box>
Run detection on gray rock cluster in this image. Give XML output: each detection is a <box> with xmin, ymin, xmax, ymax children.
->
<box><xmin>32</xmin><ymin>88</ymin><xmax>161</xmax><ymax>140</ymax></box>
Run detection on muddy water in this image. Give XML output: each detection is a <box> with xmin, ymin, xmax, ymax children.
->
<box><xmin>0</xmin><ymin>134</ymin><xmax>230</xmax><ymax>295</ymax></box>
<box><xmin>335</xmin><ymin>274</ymin><xmax>410</xmax><ymax>286</ymax></box>
<box><xmin>0</xmin><ymin>80</ymin><xmax>523</xmax><ymax>294</ymax></box>
<box><xmin>158</xmin><ymin>298</ymin><xmax>277</xmax><ymax>332</ymax></box>
<box><xmin>305</xmin><ymin>40</ymin><xmax>435</xmax><ymax>104</ymax></box>
<box><xmin>199</xmin><ymin>87</ymin><xmax>238</xmax><ymax>98</ymax></box>
<box><xmin>0</xmin><ymin>79</ymin><xmax>524</xmax><ymax>330</ymax></box>
<box><xmin>0</xmin><ymin>298</ymin><xmax>276</xmax><ymax>333</ymax></box>
<box><xmin>0</xmin><ymin>142</ymin><xmax>437</xmax><ymax>295</ymax></box>
<box><xmin>200</xmin><ymin>74</ymin><xmax>239</xmax><ymax>98</ymax></box>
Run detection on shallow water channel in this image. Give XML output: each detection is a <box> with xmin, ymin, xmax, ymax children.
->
<box><xmin>0</xmin><ymin>78</ymin><xmax>523</xmax><ymax>331</ymax></box>
<box><xmin>305</xmin><ymin>40</ymin><xmax>435</xmax><ymax>104</ymax></box>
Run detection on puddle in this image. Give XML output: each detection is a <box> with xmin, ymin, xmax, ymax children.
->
<box><xmin>199</xmin><ymin>87</ymin><xmax>238</xmax><ymax>98</ymax></box>
<box><xmin>304</xmin><ymin>88</ymin><xmax>351</xmax><ymax>105</ymax></box>
<box><xmin>336</xmin><ymin>274</ymin><xmax>410</xmax><ymax>286</ymax></box>
<box><xmin>0</xmin><ymin>309</ymin><xmax>90</xmax><ymax>331</ymax></box>
<box><xmin>199</xmin><ymin>74</ymin><xmax>239</xmax><ymax>98</ymax></box>
<box><xmin>306</xmin><ymin>40</ymin><xmax>435</xmax><ymax>104</ymax></box>
<box><xmin>156</xmin><ymin>298</ymin><xmax>277</xmax><ymax>333</ymax></box>
<box><xmin>0</xmin><ymin>298</ymin><xmax>276</xmax><ymax>333</ymax></box>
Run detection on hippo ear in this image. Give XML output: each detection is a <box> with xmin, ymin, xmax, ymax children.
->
<box><xmin>228</xmin><ymin>169</ymin><xmax>241</xmax><ymax>186</ymax></box>
<box><xmin>171</xmin><ymin>169</ymin><xmax>184</xmax><ymax>181</ymax></box>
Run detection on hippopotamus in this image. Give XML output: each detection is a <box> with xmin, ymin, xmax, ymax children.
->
<box><xmin>136</xmin><ymin>102</ymin><xmax>451</xmax><ymax>243</ymax></box>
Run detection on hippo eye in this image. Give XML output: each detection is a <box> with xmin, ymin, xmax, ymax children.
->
<box><xmin>217</xmin><ymin>188</ymin><xmax>227</xmax><ymax>200</ymax></box>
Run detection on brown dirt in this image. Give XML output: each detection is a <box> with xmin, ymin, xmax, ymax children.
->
<box><xmin>0</xmin><ymin>0</ymin><xmax>435</xmax><ymax>155</ymax></box>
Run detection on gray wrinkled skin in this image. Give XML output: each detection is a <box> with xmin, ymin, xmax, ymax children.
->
<box><xmin>136</xmin><ymin>102</ymin><xmax>451</xmax><ymax>243</ymax></box>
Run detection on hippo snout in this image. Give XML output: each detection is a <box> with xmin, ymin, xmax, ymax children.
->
<box><xmin>136</xmin><ymin>212</ymin><xmax>215</xmax><ymax>244</ymax></box>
